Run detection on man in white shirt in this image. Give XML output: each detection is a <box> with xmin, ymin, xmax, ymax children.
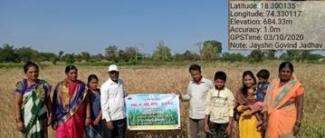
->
<box><xmin>182</xmin><ymin>64</ymin><xmax>213</xmax><ymax>138</ymax></box>
<box><xmin>100</xmin><ymin>64</ymin><xmax>127</xmax><ymax>138</ymax></box>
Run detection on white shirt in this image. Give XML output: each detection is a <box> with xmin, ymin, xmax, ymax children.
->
<box><xmin>182</xmin><ymin>77</ymin><xmax>213</xmax><ymax>119</ymax></box>
<box><xmin>100</xmin><ymin>78</ymin><xmax>126</xmax><ymax>122</ymax></box>
<box><xmin>205</xmin><ymin>87</ymin><xmax>235</xmax><ymax>123</ymax></box>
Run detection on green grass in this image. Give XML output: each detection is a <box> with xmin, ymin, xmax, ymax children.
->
<box><xmin>299</xmin><ymin>121</ymin><xmax>325</xmax><ymax>138</ymax></box>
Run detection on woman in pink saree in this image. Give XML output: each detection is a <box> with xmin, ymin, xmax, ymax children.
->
<box><xmin>52</xmin><ymin>65</ymin><xmax>91</xmax><ymax>138</ymax></box>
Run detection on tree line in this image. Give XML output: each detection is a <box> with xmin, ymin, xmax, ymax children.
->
<box><xmin>0</xmin><ymin>40</ymin><xmax>324</xmax><ymax>65</ymax></box>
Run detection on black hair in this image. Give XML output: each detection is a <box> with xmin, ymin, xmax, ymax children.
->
<box><xmin>256</xmin><ymin>69</ymin><xmax>270</xmax><ymax>79</ymax></box>
<box><xmin>214</xmin><ymin>71</ymin><xmax>227</xmax><ymax>81</ymax></box>
<box><xmin>65</xmin><ymin>65</ymin><xmax>78</xmax><ymax>74</ymax></box>
<box><xmin>240</xmin><ymin>70</ymin><xmax>257</xmax><ymax>97</ymax></box>
<box><xmin>189</xmin><ymin>64</ymin><xmax>201</xmax><ymax>72</ymax></box>
<box><xmin>279</xmin><ymin>61</ymin><xmax>294</xmax><ymax>72</ymax></box>
<box><xmin>23</xmin><ymin>61</ymin><xmax>39</xmax><ymax>73</ymax></box>
<box><xmin>87</xmin><ymin>74</ymin><xmax>99</xmax><ymax>84</ymax></box>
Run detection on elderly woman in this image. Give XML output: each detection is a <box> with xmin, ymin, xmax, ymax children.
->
<box><xmin>263</xmin><ymin>61</ymin><xmax>304</xmax><ymax>138</ymax></box>
<box><xmin>15</xmin><ymin>61</ymin><xmax>52</xmax><ymax>138</ymax></box>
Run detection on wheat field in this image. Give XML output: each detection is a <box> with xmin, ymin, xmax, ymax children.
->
<box><xmin>0</xmin><ymin>61</ymin><xmax>324</xmax><ymax>138</ymax></box>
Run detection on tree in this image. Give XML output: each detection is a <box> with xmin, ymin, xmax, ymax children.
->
<box><xmin>50</xmin><ymin>56</ymin><xmax>58</xmax><ymax>65</ymax></box>
<box><xmin>263</xmin><ymin>50</ymin><xmax>276</xmax><ymax>59</ymax></box>
<box><xmin>305</xmin><ymin>53</ymin><xmax>323</xmax><ymax>61</ymax></box>
<box><xmin>279</xmin><ymin>52</ymin><xmax>290</xmax><ymax>61</ymax></box>
<box><xmin>249</xmin><ymin>49</ymin><xmax>264</xmax><ymax>62</ymax></box>
<box><xmin>74</xmin><ymin>54</ymin><xmax>83</xmax><ymax>62</ymax></box>
<box><xmin>201</xmin><ymin>40</ymin><xmax>222</xmax><ymax>60</ymax></box>
<box><xmin>80</xmin><ymin>51</ymin><xmax>91</xmax><ymax>62</ymax></box>
<box><xmin>91</xmin><ymin>54</ymin><xmax>105</xmax><ymax>62</ymax></box>
<box><xmin>0</xmin><ymin>44</ymin><xmax>19</xmax><ymax>62</ymax></box>
<box><xmin>152</xmin><ymin>41</ymin><xmax>172</xmax><ymax>61</ymax></box>
<box><xmin>124</xmin><ymin>47</ymin><xmax>138</xmax><ymax>61</ymax></box>
<box><xmin>174</xmin><ymin>50</ymin><xmax>200</xmax><ymax>61</ymax></box>
<box><xmin>118</xmin><ymin>47</ymin><xmax>138</xmax><ymax>62</ymax></box>
<box><xmin>281</xmin><ymin>50</ymin><xmax>323</xmax><ymax>62</ymax></box>
<box><xmin>64</xmin><ymin>54</ymin><xmax>75</xmax><ymax>65</ymax></box>
<box><xmin>118</xmin><ymin>49</ymin><xmax>126</xmax><ymax>61</ymax></box>
<box><xmin>222</xmin><ymin>52</ymin><xmax>246</xmax><ymax>62</ymax></box>
<box><xmin>16</xmin><ymin>47</ymin><xmax>39</xmax><ymax>62</ymax></box>
<box><xmin>286</xmin><ymin>50</ymin><xmax>301</xmax><ymax>61</ymax></box>
<box><xmin>105</xmin><ymin>45</ymin><xmax>118</xmax><ymax>62</ymax></box>
<box><xmin>37</xmin><ymin>52</ymin><xmax>57</xmax><ymax>62</ymax></box>
<box><xmin>285</xmin><ymin>50</ymin><xmax>309</xmax><ymax>62</ymax></box>
<box><xmin>195</xmin><ymin>42</ymin><xmax>203</xmax><ymax>60</ymax></box>
<box><xmin>58</xmin><ymin>51</ymin><xmax>64</xmax><ymax>61</ymax></box>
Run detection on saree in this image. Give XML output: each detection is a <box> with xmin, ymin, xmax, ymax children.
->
<box><xmin>16</xmin><ymin>79</ymin><xmax>51</xmax><ymax>138</ymax></box>
<box><xmin>264</xmin><ymin>78</ymin><xmax>304</xmax><ymax>138</ymax></box>
<box><xmin>52</xmin><ymin>79</ymin><xmax>88</xmax><ymax>138</ymax></box>
<box><xmin>235</xmin><ymin>89</ymin><xmax>262</xmax><ymax>138</ymax></box>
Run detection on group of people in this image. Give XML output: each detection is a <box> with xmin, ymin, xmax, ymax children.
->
<box><xmin>15</xmin><ymin>63</ymin><xmax>127</xmax><ymax>138</ymax></box>
<box><xmin>14</xmin><ymin>61</ymin><xmax>304</xmax><ymax>138</ymax></box>
<box><xmin>181</xmin><ymin>62</ymin><xmax>304</xmax><ymax>138</ymax></box>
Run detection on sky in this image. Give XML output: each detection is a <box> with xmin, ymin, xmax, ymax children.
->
<box><xmin>0</xmin><ymin>0</ymin><xmax>228</xmax><ymax>55</ymax></box>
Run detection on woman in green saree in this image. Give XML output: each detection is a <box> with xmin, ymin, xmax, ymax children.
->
<box><xmin>15</xmin><ymin>61</ymin><xmax>52</xmax><ymax>138</ymax></box>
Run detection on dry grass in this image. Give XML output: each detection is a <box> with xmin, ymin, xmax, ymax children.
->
<box><xmin>0</xmin><ymin>61</ymin><xmax>324</xmax><ymax>137</ymax></box>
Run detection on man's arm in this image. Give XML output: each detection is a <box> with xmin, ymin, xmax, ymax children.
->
<box><xmin>100</xmin><ymin>85</ymin><xmax>111</xmax><ymax>122</ymax></box>
<box><xmin>204</xmin><ymin>91</ymin><xmax>212</xmax><ymax>134</ymax></box>
<box><xmin>181</xmin><ymin>83</ymin><xmax>191</xmax><ymax>101</ymax></box>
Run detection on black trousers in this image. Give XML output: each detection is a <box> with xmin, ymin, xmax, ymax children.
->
<box><xmin>207</xmin><ymin>122</ymin><xmax>229</xmax><ymax>138</ymax></box>
<box><xmin>107</xmin><ymin>118</ymin><xmax>127</xmax><ymax>138</ymax></box>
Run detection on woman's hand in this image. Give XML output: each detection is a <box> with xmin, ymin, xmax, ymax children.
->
<box><xmin>93</xmin><ymin>118</ymin><xmax>101</xmax><ymax>126</ymax></box>
<box><xmin>52</xmin><ymin>123</ymin><xmax>58</xmax><ymax>130</ymax></box>
<box><xmin>237</xmin><ymin>105</ymin><xmax>249</xmax><ymax>113</ymax></box>
<box><xmin>85</xmin><ymin>118</ymin><xmax>92</xmax><ymax>127</ymax></box>
<box><xmin>293</xmin><ymin>122</ymin><xmax>301</xmax><ymax>136</ymax></box>
<box><xmin>47</xmin><ymin>114</ymin><xmax>53</xmax><ymax>127</ymax></box>
<box><xmin>16</xmin><ymin>120</ymin><xmax>24</xmax><ymax>132</ymax></box>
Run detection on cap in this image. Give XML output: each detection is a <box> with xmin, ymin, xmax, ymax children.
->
<box><xmin>108</xmin><ymin>64</ymin><xmax>119</xmax><ymax>72</ymax></box>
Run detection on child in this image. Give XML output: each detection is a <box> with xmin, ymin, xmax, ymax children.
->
<box><xmin>85</xmin><ymin>74</ymin><xmax>107</xmax><ymax>138</ymax></box>
<box><xmin>255</xmin><ymin>69</ymin><xmax>270</xmax><ymax>129</ymax></box>
<box><xmin>255</xmin><ymin>69</ymin><xmax>270</xmax><ymax>109</ymax></box>
<box><xmin>204</xmin><ymin>71</ymin><xmax>234</xmax><ymax>138</ymax></box>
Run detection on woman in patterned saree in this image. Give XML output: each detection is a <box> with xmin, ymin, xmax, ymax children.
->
<box><xmin>263</xmin><ymin>62</ymin><xmax>304</xmax><ymax>138</ymax></box>
<box><xmin>52</xmin><ymin>65</ymin><xmax>91</xmax><ymax>138</ymax></box>
<box><xmin>15</xmin><ymin>61</ymin><xmax>52</xmax><ymax>138</ymax></box>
